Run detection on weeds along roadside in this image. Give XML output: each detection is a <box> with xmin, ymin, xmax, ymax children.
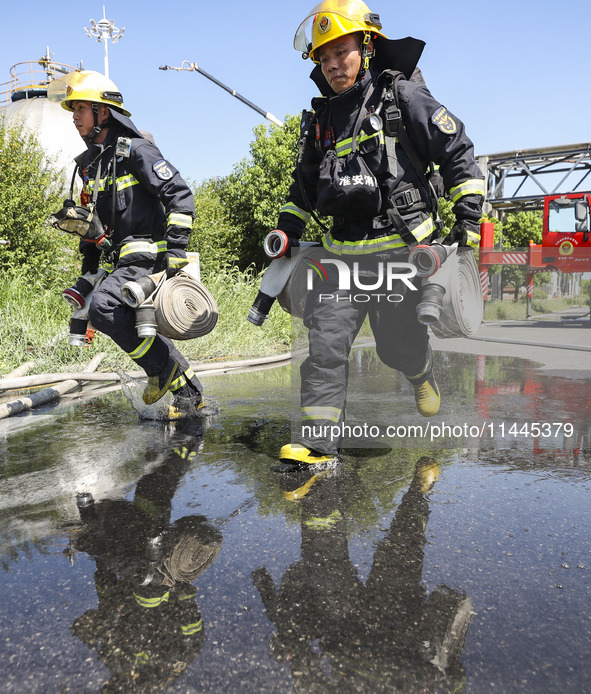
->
<box><xmin>0</xmin><ymin>267</ymin><xmax>292</xmax><ymax>376</ymax></box>
<box><xmin>483</xmin><ymin>296</ymin><xmax>586</xmax><ymax>321</ymax></box>
<box><xmin>1</xmin><ymin>268</ymin><xmax>585</xmax><ymax>377</ymax></box>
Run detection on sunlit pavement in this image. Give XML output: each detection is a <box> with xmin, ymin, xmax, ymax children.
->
<box><xmin>0</xmin><ymin>319</ymin><xmax>589</xmax><ymax>692</ymax></box>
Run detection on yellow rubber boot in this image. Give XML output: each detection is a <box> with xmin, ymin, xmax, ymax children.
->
<box><xmin>279</xmin><ymin>443</ymin><xmax>337</xmax><ymax>466</ymax></box>
<box><xmin>412</xmin><ymin>373</ymin><xmax>441</xmax><ymax>418</ymax></box>
<box><xmin>142</xmin><ymin>359</ymin><xmax>178</xmax><ymax>405</ymax></box>
<box><xmin>167</xmin><ymin>372</ymin><xmax>205</xmax><ymax>419</ymax></box>
<box><xmin>168</xmin><ymin>396</ymin><xmax>205</xmax><ymax>420</ymax></box>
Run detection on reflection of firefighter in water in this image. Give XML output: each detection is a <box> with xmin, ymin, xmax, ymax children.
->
<box><xmin>253</xmin><ymin>458</ymin><xmax>473</xmax><ymax>692</ymax></box>
<box><xmin>69</xmin><ymin>434</ymin><xmax>222</xmax><ymax>693</ymax></box>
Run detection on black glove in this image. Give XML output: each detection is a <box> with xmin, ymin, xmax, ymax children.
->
<box><xmin>80</xmin><ymin>240</ymin><xmax>102</xmax><ymax>275</ymax></box>
<box><xmin>443</xmin><ymin>220</ymin><xmax>481</xmax><ymax>248</ymax></box>
<box><xmin>165</xmin><ymin>248</ymin><xmax>189</xmax><ymax>278</ymax></box>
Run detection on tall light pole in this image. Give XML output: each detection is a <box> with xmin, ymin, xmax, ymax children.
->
<box><xmin>85</xmin><ymin>6</ymin><xmax>125</xmax><ymax>78</ymax></box>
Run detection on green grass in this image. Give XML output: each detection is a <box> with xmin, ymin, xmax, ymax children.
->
<box><xmin>0</xmin><ymin>272</ymin><xmax>74</xmax><ymax>374</ymax></box>
<box><xmin>2</xmin><ymin>267</ymin><xmax>586</xmax><ymax>377</ymax></box>
<box><xmin>0</xmin><ymin>267</ymin><xmax>292</xmax><ymax>376</ymax></box>
<box><xmin>484</xmin><ymin>296</ymin><xmax>588</xmax><ymax>321</ymax></box>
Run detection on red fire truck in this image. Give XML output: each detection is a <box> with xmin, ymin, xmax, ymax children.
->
<box><xmin>536</xmin><ymin>192</ymin><xmax>591</xmax><ymax>271</ymax></box>
<box><xmin>479</xmin><ymin>192</ymin><xmax>591</xmax><ymax>302</ymax></box>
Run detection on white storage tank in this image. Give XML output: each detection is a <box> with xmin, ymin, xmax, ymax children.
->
<box><xmin>0</xmin><ymin>49</ymin><xmax>84</xmax><ymax>176</ymax></box>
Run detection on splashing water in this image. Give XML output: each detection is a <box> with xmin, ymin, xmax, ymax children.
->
<box><xmin>117</xmin><ymin>370</ymin><xmax>174</xmax><ymax>420</ymax></box>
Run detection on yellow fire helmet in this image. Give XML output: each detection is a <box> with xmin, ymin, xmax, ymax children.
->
<box><xmin>48</xmin><ymin>70</ymin><xmax>131</xmax><ymax>116</ymax></box>
<box><xmin>294</xmin><ymin>0</ymin><xmax>386</xmax><ymax>63</ymax></box>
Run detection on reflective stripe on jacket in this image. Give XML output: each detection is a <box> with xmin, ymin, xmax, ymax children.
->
<box><xmin>277</xmin><ymin>65</ymin><xmax>484</xmax><ymax>251</ymax></box>
<box><xmin>75</xmin><ymin>123</ymin><xmax>195</xmax><ymax>266</ymax></box>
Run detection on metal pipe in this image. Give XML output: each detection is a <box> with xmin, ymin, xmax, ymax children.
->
<box><xmin>0</xmin><ymin>353</ymin><xmax>105</xmax><ymax>420</ymax></box>
<box><xmin>159</xmin><ymin>61</ymin><xmax>284</xmax><ymax>127</ymax></box>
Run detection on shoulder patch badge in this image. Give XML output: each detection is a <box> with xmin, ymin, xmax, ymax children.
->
<box><xmin>153</xmin><ymin>159</ymin><xmax>173</xmax><ymax>181</ymax></box>
<box><xmin>431</xmin><ymin>106</ymin><xmax>457</xmax><ymax>135</ymax></box>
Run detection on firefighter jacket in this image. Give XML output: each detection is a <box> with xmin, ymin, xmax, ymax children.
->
<box><xmin>72</xmin><ymin>574</ymin><xmax>205</xmax><ymax>689</ymax></box>
<box><xmin>74</xmin><ymin>112</ymin><xmax>195</xmax><ymax>273</ymax></box>
<box><xmin>277</xmin><ymin>40</ymin><xmax>484</xmax><ymax>254</ymax></box>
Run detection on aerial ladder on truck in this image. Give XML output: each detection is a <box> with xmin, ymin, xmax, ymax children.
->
<box><xmin>479</xmin><ymin>192</ymin><xmax>591</xmax><ymax>320</ymax></box>
<box><xmin>478</xmin><ymin>144</ymin><xmax>591</xmax><ymax>320</ymax></box>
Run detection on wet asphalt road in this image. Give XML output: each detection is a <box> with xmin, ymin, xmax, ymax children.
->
<box><xmin>0</xmin><ymin>330</ymin><xmax>590</xmax><ymax>693</ymax></box>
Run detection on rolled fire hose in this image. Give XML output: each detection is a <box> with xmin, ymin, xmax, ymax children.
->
<box><xmin>276</xmin><ymin>247</ymin><xmax>318</xmax><ymax>319</ymax></box>
<box><xmin>160</xmin><ymin>534</ymin><xmax>221</xmax><ymax>584</ymax></box>
<box><xmin>153</xmin><ymin>269</ymin><xmax>219</xmax><ymax>341</ymax></box>
<box><xmin>277</xmin><ymin>247</ymin><xmax>483</xmax><ymax>337</ymax></box>
<box><xmin>428</xmin><ymin>249</ymin><xmax>483</xmax><ymax>339</ymax></box>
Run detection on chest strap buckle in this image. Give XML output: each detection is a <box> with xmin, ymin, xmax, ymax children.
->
<box><xmin>384</xmin><ymin>105</ymin><xmax>402</xmax><ymax>137</ymax></box>
<box><xmin>392</xmin><ymin>187</ymin><xmax>423</xmax><ymax>210</ymax></box>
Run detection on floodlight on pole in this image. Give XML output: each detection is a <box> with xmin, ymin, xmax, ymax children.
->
<box><xmin>85</xmin><ymin>6</ymin><xmax>125</xmax><ymax>78</ymax></box>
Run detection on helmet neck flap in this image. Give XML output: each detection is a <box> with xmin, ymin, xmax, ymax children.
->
<box><xmin>309</xmin><ymin>34</ymin><xmax>426</xmax><ymax>96</ymax></box>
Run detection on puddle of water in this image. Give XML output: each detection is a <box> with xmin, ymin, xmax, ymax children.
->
<box><xmin>0</xmin><ymin>348</ymin><xmax>589</xmax><ymax>692</ymax></box>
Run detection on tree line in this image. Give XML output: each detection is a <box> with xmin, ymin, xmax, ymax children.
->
<box><xmin>0</xmin><ymin>112</ymin><xmax>542</xmax><ymax>288</ymax></box>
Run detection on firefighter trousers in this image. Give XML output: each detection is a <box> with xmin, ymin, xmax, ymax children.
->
<box><xmin>88</xmin><ymin>263</ymin><xmax>203</xmax><ymax>395</ymax></box>
<box><xmin>296</xmin><ymin>253</ymin><xmax>430</xmax><ymax>454</ymax></box>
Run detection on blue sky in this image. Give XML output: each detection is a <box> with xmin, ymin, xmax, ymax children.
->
<box><xmin>1</xmin><ymin>0</ymin><xmax>589</xmax><ymax>185</ymax></box>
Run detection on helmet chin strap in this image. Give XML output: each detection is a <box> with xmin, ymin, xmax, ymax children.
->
<box><xmin>83</xmin><ymin>103</ymin><xmax>106</xmax><ymax>145</ymax></box>
<box><xmin>357</xmin><ymin>32</ymin><xmax>374</xmax><ymax>80</ymax></box>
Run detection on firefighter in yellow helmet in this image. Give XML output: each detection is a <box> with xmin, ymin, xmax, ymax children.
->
<box><xmin>70</xmin><ymin>435</ymin><xmax>222</xmax><ymax>691</ymax></box>
<box><xmin>48</xmin><ymin>71</ymin><xmax>204</xmax><ymax>418</ymax></box>
<box><xmin>270</xmin><ymin>0</ymin><xmax>485</xmax><ymax>465</ymax></box>
<box><xmin>294</xmin><ymin>0</ymin><xmax>386</xmax><ymax>65</ymax></box>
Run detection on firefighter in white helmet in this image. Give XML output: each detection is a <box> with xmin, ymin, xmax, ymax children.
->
<box><xmin>272</xmin><ymin>0</ymin><xmax>485</xmax><ymax>465</ymax></box>
<box><xmin>49</xmin><ymin>70</ymin><xmax>204</xmax><ymax>418</ymax></box>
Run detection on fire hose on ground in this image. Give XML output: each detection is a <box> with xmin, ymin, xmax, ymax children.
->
<box><xmin>0</xmin><ymin>353</ymin><xmax>105</xmax><ymax>420</ymax></box>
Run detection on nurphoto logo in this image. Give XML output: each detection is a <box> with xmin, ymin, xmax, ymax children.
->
<box><xmin>306</xmin><ymin>258</ymin><xmax>418</xmax><ymax>303</ymax></box>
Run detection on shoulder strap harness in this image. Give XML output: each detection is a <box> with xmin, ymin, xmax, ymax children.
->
<box><xmin>295</xmin><ymin>72</ymin><xmax>444</xmax><ymax>245</ymax></box>
<box><xmin>377</xmin><ymin>70</ymin><xmax>444</xmax><ymax>247</ymax></box>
